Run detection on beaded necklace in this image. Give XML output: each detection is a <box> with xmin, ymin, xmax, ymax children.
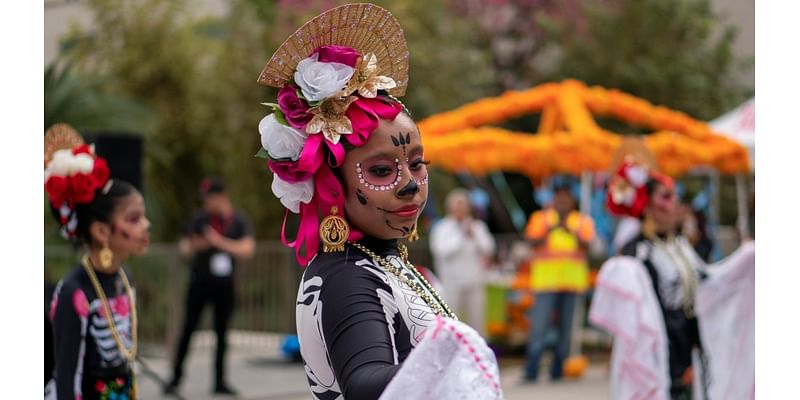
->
<box><xmin>349</xmin><ymin>242</ymin><xmax>457</xmax><ymax>320</ymax></box>
<box><xmin>81</xmin><ymin>254</ymin><xmax>138</xmax><ymax>361</ymax></box>
<box><xmin>648</xmin><ymin>235</ymin><xmax>698</xmax><ymax>318</ymax></box>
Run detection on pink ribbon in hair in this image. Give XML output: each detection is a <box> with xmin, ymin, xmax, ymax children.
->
<box><xmin>280</xmin><ymin>97</ymin><xmax>400</xmax><ymax>266</ymax></box>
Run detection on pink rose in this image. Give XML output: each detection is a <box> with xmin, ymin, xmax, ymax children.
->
<box><xmin>277</xmin><ymin>85</ymin><xmax>313</xmax><ymax>130</ymax></box>
<box><xmin>313</xmin><ymin>45</ymin><xmax>361</xmax><ymax>68</ymax></box>
<box><xmin>268</xmin><ymin>159</ymin><xmax>313</xmax><ymax>184</ymax></box>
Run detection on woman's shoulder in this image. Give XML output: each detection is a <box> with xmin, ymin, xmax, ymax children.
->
<box><xmin>304</xmin><ymin>249</ymin><xmax>388</xmax><ymax>288</ymax></box>
<box><xmin>57</xmin><ymin>264</ymin><xmax>89</xmax><ymax>292</ymax></box>
<box><xmin>620</xmin><ymin>235</ymin><xmax>649</xmax><ymax>258</ymax></box>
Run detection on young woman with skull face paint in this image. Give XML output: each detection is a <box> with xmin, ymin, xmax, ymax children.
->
<box><xmin>44</xmin><ymin>125</ymin><xmax>150</xmax><ymax>400</ymax></box>
<box><xmin>256</xmin><ymin>4</ymin><xmax>501</xmax><ymax>399</ymax></box>
<box><xmin>591</xmin><ymin>158</ymin><xmax>711</xmax><ymax>399</ymax></box>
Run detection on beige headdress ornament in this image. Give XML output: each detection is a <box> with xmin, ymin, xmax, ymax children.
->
<box><xmin>608</xmin><ymin>136</ymin><xmax>658</xmax><ymax>174</ymax></box>
<box><xmin>257</xmin><ymin>3</ymin><xmax>409</xmax><ymax>97</ymax></box>
<box><xmin>45</xmin><ymin>123</ymin><xmax>85</xmax><ymax>168</ymax></box>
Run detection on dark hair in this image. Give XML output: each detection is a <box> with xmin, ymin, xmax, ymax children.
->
<box><xmin>644</xmin><ymin>177</ymin><xmax>662</xmax><ymax>198</ymax></box>
<box><xmin>198</xmin><ymin>177</ymin><xmax>226</xmax><ymax>199</ymax></box>
<box><xmin>50</xmin><ymin>180</ymin><xmax>139</xmax><ymax>246</ymax></box>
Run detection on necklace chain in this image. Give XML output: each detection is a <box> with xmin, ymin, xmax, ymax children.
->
<box><xmin>349</xmin><ymin>242</ymin><xmax>457</xmax><ymax>320</ymax></box>
<box><xmin>650</xmin><ymin>236</ymin><xmax>698</xmax><ymax>317</ymax></box>
<box><xmin>82</xmin><ymin>254</ymin><xmax>138</xmax><ymax>362</ymax></box>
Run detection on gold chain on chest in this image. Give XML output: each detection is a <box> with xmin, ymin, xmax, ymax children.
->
<box><xmin>651</xmin><ymin>237</ymin><xmax>698</xmax><ymax>318</ymax></box>
<box><xmin>82</xmin><ymin>254</ymin><xmax>138</xmax><ymax>362</ymax></box>
<box><xmin>349</xmin><ymin>242</ymin><xmax>457</xmax><ymax>320</ymax></box>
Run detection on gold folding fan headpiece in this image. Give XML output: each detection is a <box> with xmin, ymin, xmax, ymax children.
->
<box><xmin>45</xmin><ymin>123</ymin><xmax>85</xmax><ymax>168</ymax></box>
<box><xmin>257</xmin><ymin>3</ymin><xmax>409</xmax><ymax>97</ymax></box>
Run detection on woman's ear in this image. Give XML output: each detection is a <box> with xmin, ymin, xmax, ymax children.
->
<box><xmin>89</xmin><ymin>221</ymin><xmax>111</xmax><ymax>246</ymax></box>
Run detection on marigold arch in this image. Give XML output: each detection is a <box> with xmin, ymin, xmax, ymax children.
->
<box><xmin>418</xmin><ymin>79</ymin><xmax>750</xmax><ymax>179</ymax></box>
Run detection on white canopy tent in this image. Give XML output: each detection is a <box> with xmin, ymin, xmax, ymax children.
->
<box><xmin>710</xmin><ymin>97</ymin><xmax>755</xmax><ymax>240</ymax></box>
<box><xmin>710</xmin><ymin>97</ymin><xmax>755</xmax><ymax>167</ymax></box>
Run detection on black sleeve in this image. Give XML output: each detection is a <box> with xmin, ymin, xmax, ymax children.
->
<box><xmin>319</xmin><ymin>266</ymin><xmax>401</xmax><ymax>400</ymax></box>
<box><xmin>235</xmin><ymin>211</ymin><xmax>255</xmax><ymax>239</ymax></box>
<box><xmin>52</xmin><ymin>282</ymin><xmax>85</xmax><ymax>400</ymax></box>
<box><xmin>45</xmin><ymin>283</ymin><xmax>56</xmax><ymax>385</ymax></box>
<box><xmin>183</xmin><ymin>212</ymin><xmax>207</xmax><ymax>237</ymax></box>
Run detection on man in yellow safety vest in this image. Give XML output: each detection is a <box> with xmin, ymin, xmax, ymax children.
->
<box><xmin>522</xmin><ymin>177</ymin><xmax>595</xmax><ymax>382</ymax></box>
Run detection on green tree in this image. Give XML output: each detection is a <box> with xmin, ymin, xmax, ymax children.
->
<box><xmin>58</xmin><ymin>0</ymin><xmax>500</xmax><ymax>241</ymax></box>
<box><xmin>539</xmin><ymin>0</ymin><xmax>752</xmax><ymax>121</ymax></box>
<box><xmin>45</xmin><ymin>61</ymin><xmax>156</xmax><ymax>134</ymax></box>
<box><xmin>63</xmin><ymin>0</ymin><xmax>230</xmax><ymax>240</ymax></box>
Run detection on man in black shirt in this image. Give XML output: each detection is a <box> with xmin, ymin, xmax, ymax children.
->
<box><xmin>165</xmin><ymin>178</ymin><xmax>255</xmax><ymax>396</ymax></box>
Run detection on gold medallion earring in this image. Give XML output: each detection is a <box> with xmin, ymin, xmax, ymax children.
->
<box><xmin>407</xmin><ymin>225</ymin><xmax>419</xmax><ymax>242</ymax></box>
<box><xmin>320</xmin><ymin>206</ymin><xmax>349</xmax><ymax>252</ymax></box>
<box><xmin>99</xmin><ymin>243</ymin><xmax>114</xmax><ymax>271</ymax></box>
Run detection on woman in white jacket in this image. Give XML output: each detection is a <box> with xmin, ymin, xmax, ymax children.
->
<box><xmin>430</xmin><ymin>189</ymin><xmax>496</xmax><ymax>336</ymax></box>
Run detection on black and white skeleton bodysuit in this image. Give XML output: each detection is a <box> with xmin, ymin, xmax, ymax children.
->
<box><xmin>49</xmin><ymin>265</ymin><xmax>135</xmax><ymax>400</ymax></box>
<box><xmin>296</xmin><ymin>236</ymin><xmax>438</xmax><ymax>400</ymax></box>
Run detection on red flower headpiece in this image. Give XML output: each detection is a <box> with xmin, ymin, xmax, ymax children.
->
<box><xmin>605</xmin><ymin>158</ymin><xmax>651</xmax><ymax>218</ymax></box>
<box><xmin>44</xmin><ymin>143</ymin><xmax>111</xmax><ymax>239</ymax></box>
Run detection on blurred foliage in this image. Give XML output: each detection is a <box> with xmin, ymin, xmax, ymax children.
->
<box><xmin>56</xmin><ymin>0</ymin><xmax>497</xmax><ymax>241</ymax></box>
<box><xmin>452</xmin><ymin>0</ymin><xmax>753</xmax><ymax>229</ymax></box>
<box><xmin>50</xmin><ymin>0</ymin><xmax>752</xmax><ymax>241</ymax></box>
<box><xmin>536</xmin><ymin>0</ymin><xmax>753</xmax><ymax>121</ymax></box>
<box><xmin>44</xmin><ymin>62</ymin><xmax>157</xmax><ymax>133</ymax></box>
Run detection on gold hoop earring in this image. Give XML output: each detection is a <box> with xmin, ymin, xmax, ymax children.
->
<box><xmin>320</xmin><ymin>206</ymin><xmax>349</xmax><ymax>252</ymax></box>
<box><xmin>407</xmin><ymin>225</ymin><xmax>419</xmax><ymax>242</ymax></box>
<box><xmin>99</xmin><ymin>244</ymin><xmax>114</xmax><ymax>270</ymax></box>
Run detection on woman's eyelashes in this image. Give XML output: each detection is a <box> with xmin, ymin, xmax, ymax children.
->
<box><xmin>368</xmin><ymin>165</ymin><xmax>394</xmax><ymax>177</ymax></box>
<box><xmin>408</xmin><ymin>158</ymin><xmax>430</xmax><ymax>171</ymax></box>
<box><xmin>356</xmin><ymin>159</ymin><xmax>402</xmax><ymax>191</ymax></box>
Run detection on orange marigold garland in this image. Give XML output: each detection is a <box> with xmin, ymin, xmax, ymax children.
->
<box><xmin>418</xmin><ymin>79</ymin><xmax>750</xmax><ymax>179</ymax></box>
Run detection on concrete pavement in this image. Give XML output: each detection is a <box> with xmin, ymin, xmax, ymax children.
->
<box><xmin>137</xmin><ymin>330</ymin><xmax>610</xmax><ymax>400</ymax></box>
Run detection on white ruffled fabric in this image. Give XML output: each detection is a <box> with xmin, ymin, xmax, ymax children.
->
<box><xmin>590</xmin><ymin>243</ymin><xmax>756</xmax><ymax>400</ymax></box>
<box><xmin>589</xmin><ymin>256</ymin><xmax>671</xmax><ymax>400</ymax></box>
<box><xmin>379</xmin><ymin>317</ymin><xmax>503</xmax><ymax>400</ymax></box>
<box><xmin>695</xmin><ymin>241</ymin><xmax>755</xmax><ymax>400</ymax></box>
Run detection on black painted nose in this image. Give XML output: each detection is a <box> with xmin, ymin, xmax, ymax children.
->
<box><xmin>397</xmin><ymin>179</ymin><xmax>419</xmax><ymax>197</ymax></box>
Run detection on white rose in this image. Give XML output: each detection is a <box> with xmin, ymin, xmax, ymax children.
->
<box><xmin>293</xmin><ymin>54</ymin><xmax>355</xmax><ymax>102</ymax></box>
<box><xmin>45</xmin><ymin>150</ymin><xmax>71</xmax><ymax>180</ymax></box>
<box><xmin>72</xmin><ymin>153</ymin><xmax>95</xmax><ymax>174</ymax></box>
<box><xmin>259</xmin><ymin>113</ymin><xmax>308</xmax><ymax>161</ymax></box>
<box><xmin>271</xmin><ymin>174</ymin><xmax>314</xmax><ymax>214</ymax></box>
<box><xmin>45</xmin><ymin>149</ymin><xmax>95</xmax><ymax>180</ymax></box>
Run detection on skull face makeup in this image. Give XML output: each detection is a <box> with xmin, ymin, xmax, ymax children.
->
<box><xmin>341</xmin><ymin>113</ymin><xmax>428</xmax><ymax>240</ymax></box>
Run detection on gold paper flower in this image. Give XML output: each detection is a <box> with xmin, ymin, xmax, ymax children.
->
<box><xmin>344</xmin><ymin>53</ymin><xmax>397</xmax><ymax>98</ymax></box>
<box><xmin>306</xmin><ymin>95</ymin><xmax>358</xmax><ymax>144</ymax></box>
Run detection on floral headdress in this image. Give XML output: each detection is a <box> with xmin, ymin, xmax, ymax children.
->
<box><xmin>256</xmin><ymin>3</ymin><xmax>410</xmax><ymax>266</ymax></box>
<box><xmin>44</xmin><ymin>124</ymin><xmax>112</xmax><ymax>240</ymax></box>
<box><xmin>605</xmin><ymin>157</ymin><xmax>652</xmax><ymax>218</ymax></box>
